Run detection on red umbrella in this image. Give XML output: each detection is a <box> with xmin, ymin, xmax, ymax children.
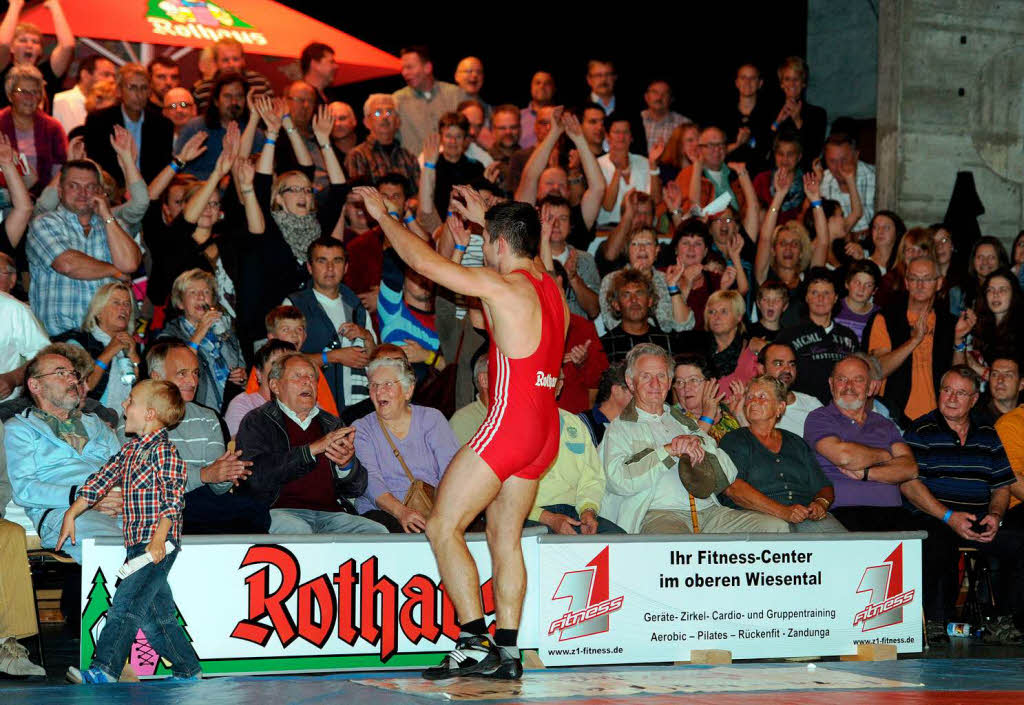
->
<box><xmin>21</xmin><ymin>0</ymin><xmax>400</xmax><ymax>85</ymax></box>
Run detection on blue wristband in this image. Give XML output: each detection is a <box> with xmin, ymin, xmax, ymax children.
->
<box><xmin>94</xmin><ymin>359</ymin><xmax>109</xmax><ymax>372</ymax></box>
<box><xmin>169</xmin><ymin>161</ymin><xmax>181</xmax><ymax>173</ymax></box>
<box><xmin>187</xmin><ymin>341</ymin><xmax>199</xmax><ymax>352</ymax></box>
<box><xmin>698</xmin><ymin>415</ymin><xmax>714</xmax><ymax>425</ymax></box>
<box><xmin>424</xmin><ymin>161</ymin><xmax>436</xmax><ymax>169</ymax></box>
<box><xmin>668</xmin><ymin>285</ymin><xmax>681</xmax><ymax>295</ymax></box>
<box><xmin>388</xmin><ymin>211</ymin><xmax>400</xmax><ymax>218</ymax></box>
<box><xmin>954</xmin><ymin>341</ymin><xmax>967</xmax><ymax>352</ymax></box>
<box><xmin>403</xmin><ymin>214</ymin><xmax>415</xmax><ymax>224</ymax></box>
<box><xmin>454</xmin><ymin>243</ymin><xmax>468</xmax><ymax>252</ymax></box>
<box><xmin>942</xmin><ymin>509</ymin><xmax>953</xmax><ymax>524</ymax></box>
<box><xmin>810</xmin><ymin>199</ymin><xmax>823</xmax><ymax>208</ymax></box>
<box><xmin>772</xmin><ymin>121</ymin><xmax>780</xmax><ymax>130</ymax></box>
<box><xmin>322</xmin><ymin>351</ymin><xmax>329</xmax><ymax>366</ymax></box>
<box><xmin>264</xmin><ymin>137</ymin><xmax>276</xmax><ymax>146</ymax></box>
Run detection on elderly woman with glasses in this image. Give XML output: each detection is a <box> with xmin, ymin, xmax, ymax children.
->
<box><xmin>158</xmin><ymin>268</ymin><xmax>245</xmax><ymax>412</ymax></box>
<box><xmin>671</xmin><ymin>353</ymin><xmax>740</xmax><ymax>443</ymax></box>
<box><xmin>719</xmin><ymin>374</ymin><xmax>846</xmax><ymax>532</ymax></box>
<box><xmin>352</xmin><ymin>356</ymin><xmax>460</xmax><ymax>533</ymax></box>
<box><xmin>52</xmin><ymin>282</ymin><xmax>141</xmax><ymax>411</ymax></box>
<box><xmin>0</xmin><ymin>64</ymin><xmax>66</xmax><ymax>194</ymax></box>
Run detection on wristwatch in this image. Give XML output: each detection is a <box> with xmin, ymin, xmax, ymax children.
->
<box><xmin>104</xmin><ymin>216</ymin><xmax>116</xmax><ymax>224</ymax></box>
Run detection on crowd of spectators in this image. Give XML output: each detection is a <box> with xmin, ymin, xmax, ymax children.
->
<box><xmin>1</xmin><ymin>2</ymin><xmax>1023</xmax><ymax>675</ymax></box>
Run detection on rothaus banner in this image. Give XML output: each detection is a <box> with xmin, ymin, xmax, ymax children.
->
<box><xmin>537</xmin><ymin>534</ymin><xmax>923</xmax><ymax>665</ymax></box>
<box><xmin>79</xmin><ymin>534</ymin><xmax>541</xmax><ymax>676</ymax></box>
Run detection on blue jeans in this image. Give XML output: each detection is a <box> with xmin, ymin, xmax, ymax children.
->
<box><xmin>269</xmin><ymin>508</ymin><xmax>389</xmax><ymax>534</ymax></box>
<box><xmin>524</xmin><ymin>504</ymin><xmax>627</xmax><ymax>534</ymax></box>
<box><xmin>90</xmin><ymin>541</ymin><xmax>200</xmax><ymax>679</ymax></box>
<box><xmin>39</xmin><ymin>508</ymin><xmax>122</xmax><ymax>564</ymax></box>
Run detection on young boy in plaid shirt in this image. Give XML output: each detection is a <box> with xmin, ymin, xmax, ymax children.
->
<box><xmin>58</xmin><ymin>379</ymin><xmax>201</xmax><ymax>684</ymax></box>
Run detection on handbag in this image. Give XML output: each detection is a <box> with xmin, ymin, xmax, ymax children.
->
<box><xmin>411</xmin><ymin>328</ymin><xmax>465</xmax><ymax>418</ymax></box>
<box><xmin>377</xmin><ymin>414</ymin><xmax>435</xmax><ymax>516</ymax></box>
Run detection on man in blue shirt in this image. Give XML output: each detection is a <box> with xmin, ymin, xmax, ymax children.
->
<box><xmin>902</xmin><ymin>365</ymin><xmax>1024</xmax><ymax>640</ymax></box>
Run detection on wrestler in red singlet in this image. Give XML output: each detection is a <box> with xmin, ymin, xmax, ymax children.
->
<box><xmin>469</xmin><ymin>269</ymin><xmax>566</xmax><ymax>481</ymax></box>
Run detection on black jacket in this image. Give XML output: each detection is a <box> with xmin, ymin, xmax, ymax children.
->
<box><xmin>236</xmin><ymin>400</ymin><xmax>367</xmax><ymax>510</ymax></box>
<box><xmin>83</xmin><ymin>104</ymin><xmax>174</xmax><ymax>186</ymax></box>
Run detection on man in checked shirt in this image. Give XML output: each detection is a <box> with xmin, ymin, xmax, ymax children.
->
<box><xmin>58</xmin><ymin>379</ymin><xmax>202</xmax><ymax>684</ymax></box>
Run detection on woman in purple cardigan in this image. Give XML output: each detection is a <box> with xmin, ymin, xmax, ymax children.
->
<box><xmin>0</xmin><ymin>64</ymin><xmax>67</xmax><ymax>196</ymax></box>
<box><xmin>354</xmin><ymin>356</ymin><xmax>460</xmax><ymax>533</ymax></box>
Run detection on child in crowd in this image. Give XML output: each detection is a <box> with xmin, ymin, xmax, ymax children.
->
<box><xmin>834</xmin><ymin>259</ymin><xmax>881</xmax><ymax>343</ymax></box>
<box><xmin>747</xmin><ymin>280</ymin><xmax>789</xmax><ymax>345</ymax></box>
<box><xmin>59</xmin><ymin>380</ymin><xmax>200</xmax><ymax>684</ymax></box>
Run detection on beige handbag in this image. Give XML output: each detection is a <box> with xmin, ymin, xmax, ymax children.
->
<box><xmin>377</xmin><ymin>414</ymin><xmax>435</xmax><ymax>516</ymax></box>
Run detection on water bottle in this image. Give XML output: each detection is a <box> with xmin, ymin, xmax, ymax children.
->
<box><xmin>946</xmin><ymin>622</ymin><xmax>982</xmax><ymax>638</ymax></box>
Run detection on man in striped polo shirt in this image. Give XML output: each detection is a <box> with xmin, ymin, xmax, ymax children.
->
<box><xmin>901</xmin><ymin>364</ymin><xmax>1024</xmax><ymax>640</ymax></box>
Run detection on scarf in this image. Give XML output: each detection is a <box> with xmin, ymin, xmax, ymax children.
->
<box><xmin>90</xmin><ymin>327</ymin><xmax>135</xmax><ymax>413</ymax></box>
<box><xmin>769</xmin><ymin>167</ymin><xmax>806</xmax><ymax>213</ymax></box>
<box><xmin>272</xmin><ymin>210</ymin><xmax>321</xmax><ymax>263</ymax></box>
<box><xmin>182</xmin><ymin>317</ymin><xmax>230</xmax><ymax>408</ymax></box>
<box><xmin>31</xmin><ymin>407</ymin><xmax>89</xmax><ymax>453</ymax></box>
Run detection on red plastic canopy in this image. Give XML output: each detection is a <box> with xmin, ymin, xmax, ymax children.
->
<box><xmin>21</xmin><ymin>0</ymin><xmax>400</xmax><ymax>85</ymax></box>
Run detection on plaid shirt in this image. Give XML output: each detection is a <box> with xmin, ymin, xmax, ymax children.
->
<box><xmin>77</xmin><ymin>428</ymin><xmax>187</xmax><ymax>546</ymax></box>
<box><xmin>27</xmin><ymin>205</ymin><xmax>117</xmax><ymax>335</ymax></box>
<box><xmin>344</xmin><ymin>137</ymin><xmax>420</xmax><ymax>193</ymax></box>
<box><xmin>599</xmin><ymin>323</ymin><xmax>675</xmax><ymax>364</ymax></box>
<box><xmin>641</xmin><ymin>110</ymin><xmax>690</xmax><ymax>150</ymax></box>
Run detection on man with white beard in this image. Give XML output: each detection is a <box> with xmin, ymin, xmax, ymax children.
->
<box><xmin>803</xmin><ymin>354</ymin><xmax>917</xmax><ymax>532</ymax></box>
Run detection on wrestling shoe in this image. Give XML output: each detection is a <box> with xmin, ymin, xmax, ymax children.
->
<box><xmin>422</xmin><ymin>634</ymin><xmax>501</xmax><ymax>680</ymax></box>
<box><xmin>479</xmin><ymin>653</ymin><xmax>524</xmax><ymax>680</ymax></box>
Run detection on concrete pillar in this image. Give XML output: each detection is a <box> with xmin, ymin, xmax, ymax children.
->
<box><xmin>877</xmin><ymin>0</ymin><xmax>1024</xmax><ymax>239</ymax></box>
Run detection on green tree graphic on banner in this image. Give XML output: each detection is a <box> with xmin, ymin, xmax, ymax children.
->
<box><xmin>80</xmin><ymin>568</ymin><xmax>113</xmax><ymax>667</ymax></box>
<box><xmin>154</xmin><ymin>604</ymin><xmax>197</xmax><ymax>675</ymax></box>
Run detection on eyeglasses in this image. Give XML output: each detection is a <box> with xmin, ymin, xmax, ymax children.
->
<box><xmin>280</xmin><ymin>186</ymin><xmax>313</xmax><ymax>195</ymax></box>
<box><xmin>940</xmin><ymin>386</ymin><xmax>974</xmax><ymax>399</ymax></box>
<box><xmin>33</xmin><ymin>368</ymin><xmax>82</xmax><ymax>382</ymax></box>
<box><xmin>12</xmin><ymin>87</ymin><xmax>40</xmax><ymax>97</ymax></box>
<box><xmin>165</xmin><ymin>101</ymin><xmax>194</xmax><ymax>110</ymax></box>
<box><xmin>370</xmin><ymin>380</ymin><xmax>401</xmax><ymax>393</ymax></box>
<box><xmin>906</xmin><ymin>276</ymin><xmax>938</xmax><ymax>284</ymax></box>
<box><xmin>699</xmin><ymin>142</ymin><xmax>725</xmax><ymax>150</ymax></box>
<box><xmin>673</xmin><ymin>376</ymin><xmax>703</xmax><ymax>388</ymax></box>
<box><xmin>372</xmin><ymin>109</ymin><xmax>394</xmax><ymax>118</ymax></box>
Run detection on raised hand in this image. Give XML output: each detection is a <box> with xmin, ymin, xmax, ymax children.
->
<box><xmin>450</xmin><ymin>184</ymin><xmax>488</xmax><ymax>226</ymax></box>
<box><xmin>483</xmin><ymin>160</ymin><xmax>502</xmax><ymax>184</ymax></box>
<box><xmin>700</xmin><ymin>378</ymin><xmax>725</xmax><ymax>418</ymax></box>
<box><xmin>421</xmin><ymin>131</ymin><xmax>440</xmax><ymax>165</ymax></box>
<box><xmin>803</xmin><ymin>170</ymin><xmax>821</xmax><ymax>201</ymax></box>
<box><xmin>720</xmin><ymin>265</ymin><xmax>737</xmax><ymax>290</ymax></box>
<box><xmin>109</xmin><ymin>124</ymin><xmax>135</xmax><ymax>158</ymax></box>
<box><xmin>351</xmin><ymin>186</ymin><xmax>388</xmax><ymax>222</ymax></box>
<box><xmin>447</xmin><ymin>212</ymin><xmax>471</xmax><ymax>248</ymax></box>
<box><xmin>67</xmin><ymin>134</ymin><xmax>87</xmax><ymax>161</ymax></box>
<box><xmin>312</xmin><ymin>104</ymin><xmax>335</xmax><ymax>145</ymax></box>
<box><xmin>663</xmin><ymin>181</ymin><xmax>683</xmax><ymax>212</ymax></box>
<box><xmin>254</xmin><ymin>94</ymin><xmax>282</xmax><ymax>132</ymax></box>
<box><xmin>550</xmin><ymin>106</ymin><xmax>565</xmax><ymax>135</ymax></box>
<box><xmin>955</xmin><ymin>309</ymin><xmax>977</xmax><ymax>341</ymax></box>
<box><xmin>0</xmin><ymin>134</ymin><xmax>14</xmax><ymax>166</ymax></box>
<box><xmin>177</xmin><ymin>130</ymin><xmax>208</xmax><ymax>163</ymax></box>
<box><xmin>666</xmin><ymin>261</ymin><xmax>684</xmax><ymax>287</ymax></box>
<box><xmin>840</xmin><ymin>154</ymin><xmax>859</xmax><ymax>183</ymax></box>
<box><xmin>565</xmin><ymin>248</ymin><xmax>579</xmax><ymax>276</ymax></box>
<box><xmin>648</xmin><ymin>140</ymin><xmax>665</xmax><ymax>166</ymax></box>
<box><xmin>233</xmin><ymin>156</ymin><xmax>255</xmax><ymax>189</ymax></box>
<box><xmin>735</xmin><ymin>127</ymin><xmax>751</xmax><ymax>146</ymax></box>
<box><xmin>562</xmin><ymin>112</ymin><xmax>583</xmax><ymax>141</ymax></box>
<box><xmin>773</xmin><ymin>167</ymin><xmax>794</xmax><ymax>195</ymax></box>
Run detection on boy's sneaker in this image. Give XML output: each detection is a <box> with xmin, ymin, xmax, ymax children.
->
<box><xmin>66</xmin><ymin>665</ymin><xmax>117</xmax><ymax>684</ymax></box>
<box><xmin>0</xmin><ymin>637</ymin><xmax>45</xmax><ymax>677</ymax></box>
<box><xmin>479</xmin><ymin>654</ymin><xmax>524</xmax><ymax>680</ymax></box>
<box><xmin>422</xmin><ymin>635</ymin><xmax>501</xmax><ymax>680</ymax></box>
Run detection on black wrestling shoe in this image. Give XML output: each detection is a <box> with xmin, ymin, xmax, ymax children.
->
<box><xmin>479</xmin><ymin>654</ymin><xmax>523</xmax><ymax>680</ymax></box>
<box><xmin>422</xmin><ymin>635</ymin><xmax>501</xmax><ymax>680</ymax></box>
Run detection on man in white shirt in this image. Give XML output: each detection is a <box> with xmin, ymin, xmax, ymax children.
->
<box><xmin>597</xmin><ymin>116</ymin><xmax>658</xmax><ymax>226</ymax></box>
<box><xmin>0</xmin><ymin>292</ymin><xmax>50</xmax><ymax>402</ymax></box>
<box><xmin>52</xmin><ymin>55</ymin><xmax>116</xmax><ymax>134</ymax></box>
<box><xmin>758</xmin><ymin>342</ymin><xmax>822</xmax><ymax>435</ymax></box>
<box><xmin>820</xmin><ymin>132</ymin><xmax>875</xmax><ymax>235</ymax></box>
<box><xmin>599</xmin><ymin>343</ymin><xmax>789</xmax><ymax>534</ymax></box>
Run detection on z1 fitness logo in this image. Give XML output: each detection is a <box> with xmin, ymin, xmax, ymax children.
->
<box><xmin>853</xmin><ymin>543</ymin><xmax>915</xmax><ymax>631</ymax></box>
<box><xmin>548</xmin><ymin>547</ymin><xmax>624</xmax><ymax>641</ymax></box>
